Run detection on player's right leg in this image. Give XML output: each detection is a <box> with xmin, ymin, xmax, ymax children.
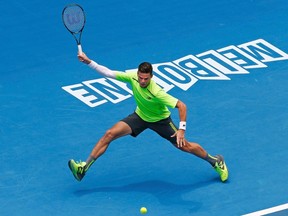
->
<box><xmin>68</xmin><ymin>160</ymin><xmax>87</xmax><ymax>181</ymax></box>
<box><xmin>68</xmin><ymin>121</ymin><xmax>132</xmax><ymax>181</ymax></box>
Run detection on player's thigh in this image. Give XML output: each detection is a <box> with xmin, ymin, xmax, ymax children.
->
<box><xmin>149</xmin><ymin>117</ymin><xmax>177</xmax><ymax>144</ymax></box>
<box><xmin>108</xmin><ymin>121</ymin><xmax>132</xmax><ymax>139</ymax></box>
<box><xmin>120</xmin><ymin>112</ymin><xmax>148</xmax><ymax>137</ymax></box>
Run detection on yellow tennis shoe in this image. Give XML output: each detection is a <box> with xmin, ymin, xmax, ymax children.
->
<box><xmin>68</xmin><ymin>159</ymin><xmax>86</xmax><ymax>181</ymax></box>
<box><xmin>214</xmin><ymin>155</ymin><xmax>229</xmax><ymax>182</ymax></box>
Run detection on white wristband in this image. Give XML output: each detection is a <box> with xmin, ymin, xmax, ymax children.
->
<box><xmin>179</xmin><ymin>121</ymin><xmax>186</xmax><ymax>130</ymax></box>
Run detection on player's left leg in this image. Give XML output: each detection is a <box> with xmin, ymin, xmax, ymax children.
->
<box><xmin>179</xmin><ymin>140</ymin><xmax>228</xmax><ymax>182</ymax></box>
<box><xmin>149</xmin><ymin>117</ymin><xmax>228</xmax><ymax>182</ymax></box>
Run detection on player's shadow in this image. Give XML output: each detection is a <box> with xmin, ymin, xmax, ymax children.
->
<box><xmin>74</xmin><ymin>178</ymin><xmax>219</xmax><ymax>212</ymax></box>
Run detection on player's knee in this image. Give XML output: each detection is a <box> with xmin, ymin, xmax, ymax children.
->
<box><xmin>103</xmin><ymin>129</ymin><xmax>117</xmax><ymax>141</ymax></box>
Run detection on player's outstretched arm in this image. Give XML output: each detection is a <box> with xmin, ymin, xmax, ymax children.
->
<box><xmin>78</xmin><ymin>52</ymin><xmax>91</xmax><ymax>64</ymax></box>
<box><xmin>77</xmin><ymin>52</ymin><xmax>116</xmax><ymax>78</ymax></box>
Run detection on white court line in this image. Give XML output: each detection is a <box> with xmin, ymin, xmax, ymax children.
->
<box><xmin>242</xmin><ymin>203</ymin><xmax>288</xmax><ymax>216</ymax></box>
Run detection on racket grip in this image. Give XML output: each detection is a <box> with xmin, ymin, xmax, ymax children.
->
<box><xmin>78</xmin><ymin>44</ymin><xmax>83</xmax><ymax>54</ymax></box>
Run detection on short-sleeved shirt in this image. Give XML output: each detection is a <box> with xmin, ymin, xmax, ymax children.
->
<box><xmin>115</xmin><ymin>71</ymin><xmax>178</xmax><ymax>122</ymax></box>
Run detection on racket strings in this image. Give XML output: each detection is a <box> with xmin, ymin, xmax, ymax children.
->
<box><xmin>63</xmin><ymin>5</ymin><xmax>85</xmax><ymax>33</ymax></box>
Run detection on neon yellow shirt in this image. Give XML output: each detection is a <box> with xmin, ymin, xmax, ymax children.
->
<box><xmin>116</xmin><ymin>71</ymin><xmax>178</xmax><ymax>122</ymax></box>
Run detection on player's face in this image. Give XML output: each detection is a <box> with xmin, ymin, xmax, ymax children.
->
<box><xmin>137</xmin><ymin>72</ymin><xmax>152</xmax><ymax>88</ymax></box>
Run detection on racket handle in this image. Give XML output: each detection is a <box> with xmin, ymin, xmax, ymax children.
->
<box><xmin>78</xmin><ymin>44</ymin><xmax>83</xmax><ymax>54</ymax></box>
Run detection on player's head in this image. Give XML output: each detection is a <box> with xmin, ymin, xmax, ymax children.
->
<box><xmin>138</xmin><ymin>62</ymin><xmax>153</xmax><ymax>75</ymax></box>
<box><xmin>137</xmin><ymin>62</ymin><xmax>153</xmax><ymax>88</ymax></box>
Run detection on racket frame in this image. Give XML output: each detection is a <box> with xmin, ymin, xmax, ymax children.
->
<box><xmin>62</xmin><ymin>3</ymin><xmax>86</xmax><ymax>53</ymax></box>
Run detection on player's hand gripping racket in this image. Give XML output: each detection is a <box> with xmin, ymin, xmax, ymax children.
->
<box><xmin>62</xmin><ymin>4</ymin><xmax>86</xmax><ymax>54</ymax></box>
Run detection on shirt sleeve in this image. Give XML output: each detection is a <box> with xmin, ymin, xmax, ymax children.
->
<box><xmin>155</xmin><ymin>89</ymin><xmax>178</xmax><ymax>108</ymax></box>
<box><xmin>115</xmin><ymin>71</ymin><xmax>135</xmax><ymax>83</ymax></box>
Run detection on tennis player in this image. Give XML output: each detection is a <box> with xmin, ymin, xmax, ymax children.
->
<box><xmin>68</xmin><ymin>52</ymin><xmax>229</xmax><ymax>182</ymax></box>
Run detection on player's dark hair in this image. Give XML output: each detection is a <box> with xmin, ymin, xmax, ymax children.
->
<box><xmin>138</xmin><ymin>62</ymin><xmax>153</xmax><ymax>75</ymax></box>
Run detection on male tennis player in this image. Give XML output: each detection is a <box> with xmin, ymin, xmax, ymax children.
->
<box><xmin>68</xmin><ymin>52</ymin><xmax>229</xmax><ymax>182</ymax></box>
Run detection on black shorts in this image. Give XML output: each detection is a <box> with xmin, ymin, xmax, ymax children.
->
<box><xmin>121</xmin><ymin>112</ymin><xmax>178</xmax><ymax>144</ymax></box>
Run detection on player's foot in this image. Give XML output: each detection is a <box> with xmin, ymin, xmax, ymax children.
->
<box><xmin>68</xmin><ymin>159</ymin><xmax>86</xmax><ymax>181</ymax></box>
<box><xmin>214</xmin><ymin>155</ymin><xmax>228</xmax><ymax>182</ymax></box>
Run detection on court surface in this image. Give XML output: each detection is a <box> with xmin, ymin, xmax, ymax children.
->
<box><xmin>1</xmin><ymin>0</ymin><xmax>288</xmax><ymax>215</ymax></box>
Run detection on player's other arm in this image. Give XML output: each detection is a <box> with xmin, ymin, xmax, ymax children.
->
<box><xmin>172</xmin><ymin>100</ymin><xmax>187</xmax><ymax>147</ymax></box>
<box><xmin>77</xmin><ymin>52</ymin><xmax>116</xmax><ymax>78</ymax></box>
<box><xmin>176</xmin><ymin>100</ymin><xmax>187</xmax><ymax>124</ymax></box>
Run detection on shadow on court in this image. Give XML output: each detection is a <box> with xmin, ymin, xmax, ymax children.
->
<box><xmin>74</xmin><ymin>179</ymin><xmax>221</xmax><ymax>211</ymax></box>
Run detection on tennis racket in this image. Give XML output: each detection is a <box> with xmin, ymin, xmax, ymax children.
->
<box><xmin>62</xmin><ymin>4</ymin><xmax>86</xmax><ymax>54</ymax></box>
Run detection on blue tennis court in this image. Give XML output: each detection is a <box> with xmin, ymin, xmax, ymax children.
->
<box><xmin>1</xmin><ymin>0</ymin><xmax>288</xmax><ymax>215</ymax></box>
